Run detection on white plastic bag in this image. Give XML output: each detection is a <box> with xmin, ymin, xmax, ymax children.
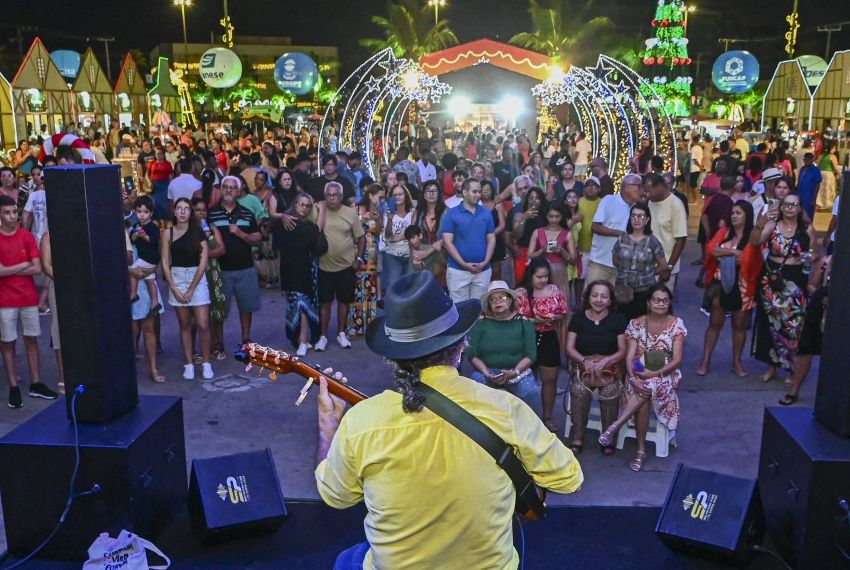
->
<box><xmin>82</xmin><ymin>529</ymin><xmax>170</xmax><ymax>570</ymax></box>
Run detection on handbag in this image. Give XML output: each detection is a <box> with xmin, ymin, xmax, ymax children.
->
<box><xmin>574</xmin><ymin>356</ymin><xmax>622</xmax><ymax>389</ymax></box>
<box><xmin>82</xmin><ymin>530</ymin><xmax>170</xmax><ymax>570</ymax></box>
<box><xmin>312</xmin><ymin>230</ymin><xmax>330</xmax><ymax>257</ymax></box>
<box><xmin>766</xmin><ymin>237</ymin><xmax>795</xmax><ymax>293</ymax></box>
<box><xmin>614</xmin><ymin>279</ymin><xmax>634</xmax><ymax>304</ymax></box>
<box><xmin>641</xmin><ymin>322</ymin><xmax>668</xmax><ymax>372</ymax></box>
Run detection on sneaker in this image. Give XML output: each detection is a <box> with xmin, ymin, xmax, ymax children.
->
<box><xmin>296</xmin><ymin>342</ymin><xmax>310</xmax><ymax>357</ymax></box>
<box><xmin>8</xmin><ymin>387</ymin><xmax>22</xmax><ymax>409</ymax></box>
<box><xmin>29</xmin><ymin>383</ymin><xmax>58</xmax><ymax>400</ymax></box>
<box><xmin>315</xmin><ymin>336</ymin><xmax>328</xmax><ymax>352</ymax></box>
<box><xmin>337</xmin><ymin>332</ymin><xmax>352</xmax><ymax>349</ymax></box>
<box><xmin>183</xmin><ymin>364</ymin><xmax>195</xmax><ymax>380</ymax></box>
<box><xmin>201</xmin><ymin>362</ymin><xmax>214</xmax><ymax>380</ymax></box>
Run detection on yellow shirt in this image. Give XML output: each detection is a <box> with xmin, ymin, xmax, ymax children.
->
<box><xmin>577</xmin><ymin>197</ymin><xmax>601</xmax><ymax>252</ymax></box>
<box><xmin>315</xmin><ymin>366</ymin><xmax>583</xmax><ymax>570</ymax></box>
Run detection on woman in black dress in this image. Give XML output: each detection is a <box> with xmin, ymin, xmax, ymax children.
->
<box><xmin>277</xmin><ymin>192</ymin><xmax>322</xmax><ymax>356</ymax></box>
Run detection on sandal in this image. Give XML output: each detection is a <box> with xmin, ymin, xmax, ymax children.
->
<box><xmin>601</xmin><ymin>446</ymin><xmax>615</xmax><ymax>456</ymax></box>
<box><xmin>598</xmin><ymin>426</ymin><xmax>619</xmax><ymax>447</ymax></box>
<box><xmin>695</xmin><ymin>367</ymin><xmax>709</xmax><ymax>376</ymax></box>
<box><xmin>150</xmin><ymin>371</ymin><xmax>166</xmax><ymax>384</ymax></box>
<box><xmin>760</xmin><ymin>370</ymin><xmax>777</xmax><ymax>383</ymax></box>
<box><xmin>628</xmin><ymin>451</ymin><xmax>647</xmax><ymax>472</ymax></box>
<box><xmin>542</xmin><ymin>418</ymin><xmax>559</xmax><ymax>434</ymax></box>
<box><xmin>732</xmin><ymin>367</ymin><xmax>749</xmax><ymax>377</ymax></box>
<box><xmin>568</xmin><ymin>441</ymin><xmax>583</xmax><ymax>455</ymax></box>
<box><xmin>779</xmin><ymin>394</ymin><xmax>798</xmax><ymax>406</ymax></box>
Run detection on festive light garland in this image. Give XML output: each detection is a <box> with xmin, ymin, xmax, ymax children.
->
<box><xmin>320</xmin><ymin>48</ymin><xmax>451</xmax><ymax>178</ymax></box>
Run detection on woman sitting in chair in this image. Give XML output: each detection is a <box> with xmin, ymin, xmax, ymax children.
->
<box><xmin>598</xmin><ymin>284</ymin><xmax>686</xmax><ymax>472</ymax></box>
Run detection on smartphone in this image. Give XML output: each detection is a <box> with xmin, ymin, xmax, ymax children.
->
<box><xmin>123</xmin><ymin>176</ymin><xmax>136</xmax><ymax>192</ymax></box>
<box><xmin>769</xmin><ymin>198</ymin><xmax>781</xmax><ymax>208</ymax></box>
<box><xmin>491</xmin><ymin>372</ymin><xmax>505</xmax><ymax>379</ymax></box>
<box><xmin>547</xmin><ymin>240</ymin><xmax>558</xmax><ymax>252</ymax></box>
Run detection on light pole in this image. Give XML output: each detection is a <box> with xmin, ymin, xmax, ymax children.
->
<box><xmin>427</xmin><ymin>0</ymin><xmax>446</xmax><ymax>26</ymax></box>
<box><xmin>681</xmin><ymin>4</ymin><xmax>696</xmax><ymax>36</ymax></box>
<box><xmin>173</xmin><ymin>0</ymin><xmax>192</xmax><ymax>69</ymax></box>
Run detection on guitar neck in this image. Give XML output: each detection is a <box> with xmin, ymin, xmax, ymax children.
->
<box><xmin>287</xmin><ymin>360</ymin><xmax>369</xmax><ymax>405</ymax></box>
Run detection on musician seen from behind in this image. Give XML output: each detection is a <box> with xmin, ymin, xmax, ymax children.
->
<box><xmin>315</xmin><ymin>271</ymin><xmax>584</xmax><ymax>569</ymax></box>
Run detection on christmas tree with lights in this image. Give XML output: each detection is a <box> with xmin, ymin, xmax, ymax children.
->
<box><xmin>640</xmin><ymin>0</ymin><xmax>693</xmax><ymax>116</ymax></box>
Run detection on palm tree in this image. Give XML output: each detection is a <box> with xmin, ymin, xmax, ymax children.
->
<box><xmin>509</xmin><ymin>0</ymin><xmax>615</xmax><ymax>68</ymax></box>
<box><xmin>128</xmin><ymin>49</ymin><xmax>149</xmax><ymax>73</ymax></box>
<box><xmin>360</xmin><ymin>0</ymin><xmax>459</xmax><ymax>60</ymax></box>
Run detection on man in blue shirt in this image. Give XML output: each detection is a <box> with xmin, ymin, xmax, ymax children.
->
<box><xmin>796</xmin><ymin>152</ymin><xmax>822</xmax><ymax>220</ymax></box>
<box><xmin>438</xmin><ymin>178</ymin><xmax>495</xmax><ymax>302</ymax></box>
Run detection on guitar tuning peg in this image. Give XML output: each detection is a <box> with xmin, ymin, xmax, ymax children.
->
<box><xmin>248</xmin><ymin>348</ymin><xmax>256</xmax><ymax>358</ymax></box>
<box><xmin>257</xmin><ymin>366</ymin><xmax>265</xmax><ymax>377</ymax></box>
<box><xmin>268</xmin><ymin>371</ymin><xmax>277</xmax><ymax>381</ymax></box>
<box><xmin>244</xmin><ymin>363</ymin><xmax>253</xmax><ymax>372</ymax></box>
<box><xmin>274</xmin><ymin>353</ymin><xmax>281</xmax><ymax>364</ymax></box>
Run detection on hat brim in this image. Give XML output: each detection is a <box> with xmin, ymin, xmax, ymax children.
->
<box><xmin>365</xmin><ymin>299</ymin><xmax>482</xmax><ymax>360</ymax></box>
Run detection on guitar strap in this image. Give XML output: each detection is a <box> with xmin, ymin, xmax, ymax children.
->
<box><xmin>417</xmin><ymin>383</ymin><xmax>546</xmax><ymax>519</ymax></box>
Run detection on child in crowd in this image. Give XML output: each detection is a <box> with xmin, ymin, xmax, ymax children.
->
<box><xmin>128</xmin><ymin>196</ymin><xmax>161</xmax><ymax>316</ymax></box>
<box><xmin>405</xmin><ymin>225</ymin><xmax>428</xmax><ymax>272</ymax></box>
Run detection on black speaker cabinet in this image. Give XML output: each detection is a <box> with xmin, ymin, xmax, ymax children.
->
<box><xmin>188</xmin><ymin>449</ymin><xmax>288</xmax><ymax>544</ymax></box>
<box><xmin>0</xmin><ymin>396</ymin><xmax>186</xmax><ymax>561</ymax></box>
<box><xmin>44</xmin><ymin>164</ymin><xmax>138</xmax><ymax>423</ymax></box>
<box><xmin>759</xmin><ymin>406</ymin><xmax>850</xmax><ymax>568</ymax></box>
<box><xmin>655</xmin><ymin>463</ymin><xmax>764</xmax><ymax>566</ymax></box>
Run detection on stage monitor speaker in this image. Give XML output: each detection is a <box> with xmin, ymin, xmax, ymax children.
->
<box><xmin>0</xmin><ymin>396</ymin><xmax>186</xmax><ymax>561</ymax></box>
<box><xmin>759</xmin><ymin>406</ymin><xmax>850</xmax><ymax>568</ymax></box>
<box><xmin>188</xmin><ymin>448</ymin><xmax>288</xmax><ymax>544</ymax></box>
<box><xmin>44</xmin><ymin>164</ymin><xmax>138</xmax><ymax>423</ymax></box>
<box><xmin>655</xmin><ymin>464</ymin><xmax>764</xmax><ymax>566</ymax></box>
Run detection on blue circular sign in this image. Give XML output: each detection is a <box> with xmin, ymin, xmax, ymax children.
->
<box><xmin>274</xmin><ymin>52</ymin><xmax>318</xmax><ymax>96</ymax></box>
<box><xmin>712</xmin><ymin>51</ymin><xmax>760</xmax><ymax>94</ymax></box>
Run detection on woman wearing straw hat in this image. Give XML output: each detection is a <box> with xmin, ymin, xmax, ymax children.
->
<box><xmin>316</xmin><ymin>272</ymin><xmax>583</xmax><ymax>569</ymax></box>
<box><xmin>467</xmin><ymin>280</ymin><xmax>539</xmax><ymax>413</ymax></box>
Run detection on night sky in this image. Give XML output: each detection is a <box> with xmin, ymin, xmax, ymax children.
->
<box><xmin>3</xmin><ymin>0</ymin><xmax>850</xmax><ymax>86</ymax></box>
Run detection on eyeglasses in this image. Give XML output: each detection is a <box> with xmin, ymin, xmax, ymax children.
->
<box><xmin>781</xmin><ymin>203</ymin><xmax>800</xmax><ymax>209</ymax></box>
<box><xmin>650</xmin><ymin>297</ymin><xmax>671</xmax><ymax>305</ymax></box>
<box><xmin>221</xmin><ymin>184</ymin><xmax>238</xmax><ymax>190</ymax></box>
<box><xmin>424</xmin><ymin>187</ymin><xmax>439</xmax><ymax>193</ymax></box>
<box><xmin>326</xmin><ymin>193</ymin><xmax>342</xmax><ymax>198</ymax></box>
<box><xmin>490</xmin><ymin>294</ymin><xmax>511</xmax><ymax>302</ymax></box>
<box><xmin>631</xmin><ymin>213</ymin><xmax>647</xmax><ymax>219</ymax></box>
<box><xmin>295</xmin><ymin>202</ymin><xmax>311</xmax><ymax>208</ymax></box>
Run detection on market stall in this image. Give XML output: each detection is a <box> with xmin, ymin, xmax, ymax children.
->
<box><xmin>811</xmin><ymin>50</ymin><xmax>850</xmax><ymax>136</ymax></box>
<box><xmin>147</xmin><ymin>57</ymin><xmax>182</xmax><ymax>131</ymax></box>
<box><xmin>72</xmin><ymin>48</ymin><xmax>115</xmax><ymax>129</ymax></box>
<box><xmin>0</xmin><ymin>72</ymin><xmax>17</xmax><ymax>152</ymax></box>
<box><xmin>113</xmin><ymin>53</ymin><xmax>148</xmax><ymax>127</ymax></box>
<box><xmin>761</xmin><ymin>59</ymin><xmax>812</xmax><ymax>133</ymax></box>
<box><xmin>11</xmin><ymin>37</ymin><xmax>72</xmax><ymax>139</ymax></box>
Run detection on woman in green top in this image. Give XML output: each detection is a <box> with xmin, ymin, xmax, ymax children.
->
<box><xmin>817</xmin><ymin>141</ymin><xmax>840</xmax><ymax>211</ymax></box>
<box><xmin>467</xmin><ymin>281</ymin><xmax>539</xmax><ymax>412</ymax></box>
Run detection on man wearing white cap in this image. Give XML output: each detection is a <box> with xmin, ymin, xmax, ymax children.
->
<box><xmin>587</xmin><ymin>174</ymin><xmax>642</xmax><ymax>285</ymax></box>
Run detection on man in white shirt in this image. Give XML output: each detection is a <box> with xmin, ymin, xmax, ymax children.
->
<box><xmin>167</xmin><ymin>157</ymin><xmax>202</xmax><ymax>210</ymax></box>
<box><xmin>416</xmin><ymin>150</ymin><xmax>437</xmax><ymax>185</ymax></box>
<box><xmin>573</xmin><ymin>132</ymin><xmax>592</xmax><ymax>179</ymax></box>
<box><xmin>586</xmin><ymin>174</ymin><xmax>642</xmax><ymax>285</ymax></box>
<box><xmin>647</xmin><ymin>173</ymin><xmax>687</xmax><ymax>289</ymax></box>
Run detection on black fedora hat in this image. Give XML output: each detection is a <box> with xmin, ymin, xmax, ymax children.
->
<box><xmin>366</xmin><ymin>272</ymin><xmax>481</xmax><ymax>360</ymax></box>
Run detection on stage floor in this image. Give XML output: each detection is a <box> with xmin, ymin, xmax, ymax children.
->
<box><xmin>3</xmin><ymin>502</ymin><xmax>784</xmax><ymax>569</ymax></box>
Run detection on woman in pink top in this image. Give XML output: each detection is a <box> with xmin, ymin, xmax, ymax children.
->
<box><xmin>516</xmin><ymin>257</ymin><xmax>568</xmax><ymax>433</ymax></box>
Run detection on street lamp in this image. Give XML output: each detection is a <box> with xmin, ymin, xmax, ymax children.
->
<box><xmin>427</xmin><ymin>0</ymin><xmax>446</xmax><ymax>26</ymax></box>
<box><xmin>681</xmin><ymin>4</ymin><xmax>696</xmax><ymax>36</ymax></box>
<box><xmin>173</xmin><ymin>0</ymin><xmax>192</xmax><ymax>69</ymax></box>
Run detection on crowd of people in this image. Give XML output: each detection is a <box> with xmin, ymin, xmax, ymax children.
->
<box><xmin>0</xmin><ymin>118</ymin><xmax>843</xmax><ymax>471</ymax></box>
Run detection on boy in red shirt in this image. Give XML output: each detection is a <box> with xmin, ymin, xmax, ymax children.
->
<box><xmin>0</xmin><ymin>196</ymin><xmax>57</xmax><ymax>408</ymax></box>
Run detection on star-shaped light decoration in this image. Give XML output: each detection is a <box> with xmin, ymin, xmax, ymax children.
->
<box><xmin>364</xmin><ymin>76</ymin><xmax>383</xmax><ymax>93</ymax></box>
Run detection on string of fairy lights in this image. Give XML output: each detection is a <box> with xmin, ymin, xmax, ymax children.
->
<box><xmin>321</xmin><ymin>50</ymin><xmax>676</xmax><ymax>186</ymax></box>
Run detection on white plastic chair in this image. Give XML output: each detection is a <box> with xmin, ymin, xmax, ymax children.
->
<box><xmin>615</xmin><ymin>415</ymin><xmax>677</xmax><ymax>458</ymax></box>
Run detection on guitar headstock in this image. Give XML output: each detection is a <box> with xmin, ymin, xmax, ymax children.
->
<box><xmin>234</xmin><ymin>342</ymin><xmax>298</xmax><ymax>381</ymax></box>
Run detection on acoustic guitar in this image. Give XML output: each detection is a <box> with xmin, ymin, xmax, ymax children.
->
<box><xmin>233</xmin><ymin>342</ymin><xmax>547</xmax><ymax>521</ymax></box>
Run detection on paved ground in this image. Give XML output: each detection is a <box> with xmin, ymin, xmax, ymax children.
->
<box><xmin>0</xmin><ymin>208</ymin><xmax>831</xmax><ymax>551</ymax></box>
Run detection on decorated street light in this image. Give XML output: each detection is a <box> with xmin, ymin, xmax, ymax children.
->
<box><xmin>173</xmin><ymin>0</ymin><xmax>192</xmax><ymax>68</ymax></box>
<box><xmin>426</xmin><ymin>0</ymin><xmax>446</xmax><ymax>26</ymax></box>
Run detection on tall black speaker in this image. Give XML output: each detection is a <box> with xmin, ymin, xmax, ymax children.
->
<box><xmin>655</xmin><ymin>464</ymin><xmax>764</xmax><ymax>566</ymax></box>
<box><xmin>188</xmin><ymin>449</ymin><xmax>288</xmax><ymax>544</ymax></box>
<box><xmin>44</xmin><ymin>164</ymin><xmax>138</xmax><ymax>423</ymax></box>
<box><xmin>759</xmin><ymin>406</ymin><xmax>850</xmax><ymax>568</ymax></box>
<box><xmin>815</xmin><ymin>183</ymin><xmax>850</xmax><ymax>436</ymax></box>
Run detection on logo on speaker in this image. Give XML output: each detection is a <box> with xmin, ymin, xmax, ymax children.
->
<box><xmin>682</xmin><ymin>491</ymin><xmax>718</xmax><ymax>521</ymax></box>
<box><xmin>216</xmin><ymin>475</ymin><xmax>251</xmax><ymax>504</ymax></box>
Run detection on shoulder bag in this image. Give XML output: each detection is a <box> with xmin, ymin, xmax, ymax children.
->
<box><xmin>766</xmin><ymin>237</ymin><xmax>795</xmax><ymax>293</ymax></box>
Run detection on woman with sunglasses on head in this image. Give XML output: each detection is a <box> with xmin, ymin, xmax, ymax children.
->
<box><xmin>697</xmin><ymin>200</ymin><xmax>763</xmax><ymax>377</ymax></box>
<box><xmin>413</xmin><ymin>179</ymin><xmax>448</xmax><ymax>286</ymax></box>
<box><xmin>598</xmin><ymin>284</ymin><xmax>686</xmax><ymax>472</ymax></box>
<box><xmin>752</xmin><ymin>192</ymin><xmax>817</xmax><ymax>383</ymax></box>
<box><xmin>611</xmin><ymin>203</ymin><xmax>669</xmax><ymax>321</ymax></box>
<box><xmin>278</xmin><ymin>192</ymin><xmax>323</xmax><ymax>356</ymax></box>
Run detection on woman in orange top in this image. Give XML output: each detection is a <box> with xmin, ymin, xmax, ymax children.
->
<box><xmin>696</xmin><ymin>200</ymin><xmax>763</xmax><ymax>376</ymax></box>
